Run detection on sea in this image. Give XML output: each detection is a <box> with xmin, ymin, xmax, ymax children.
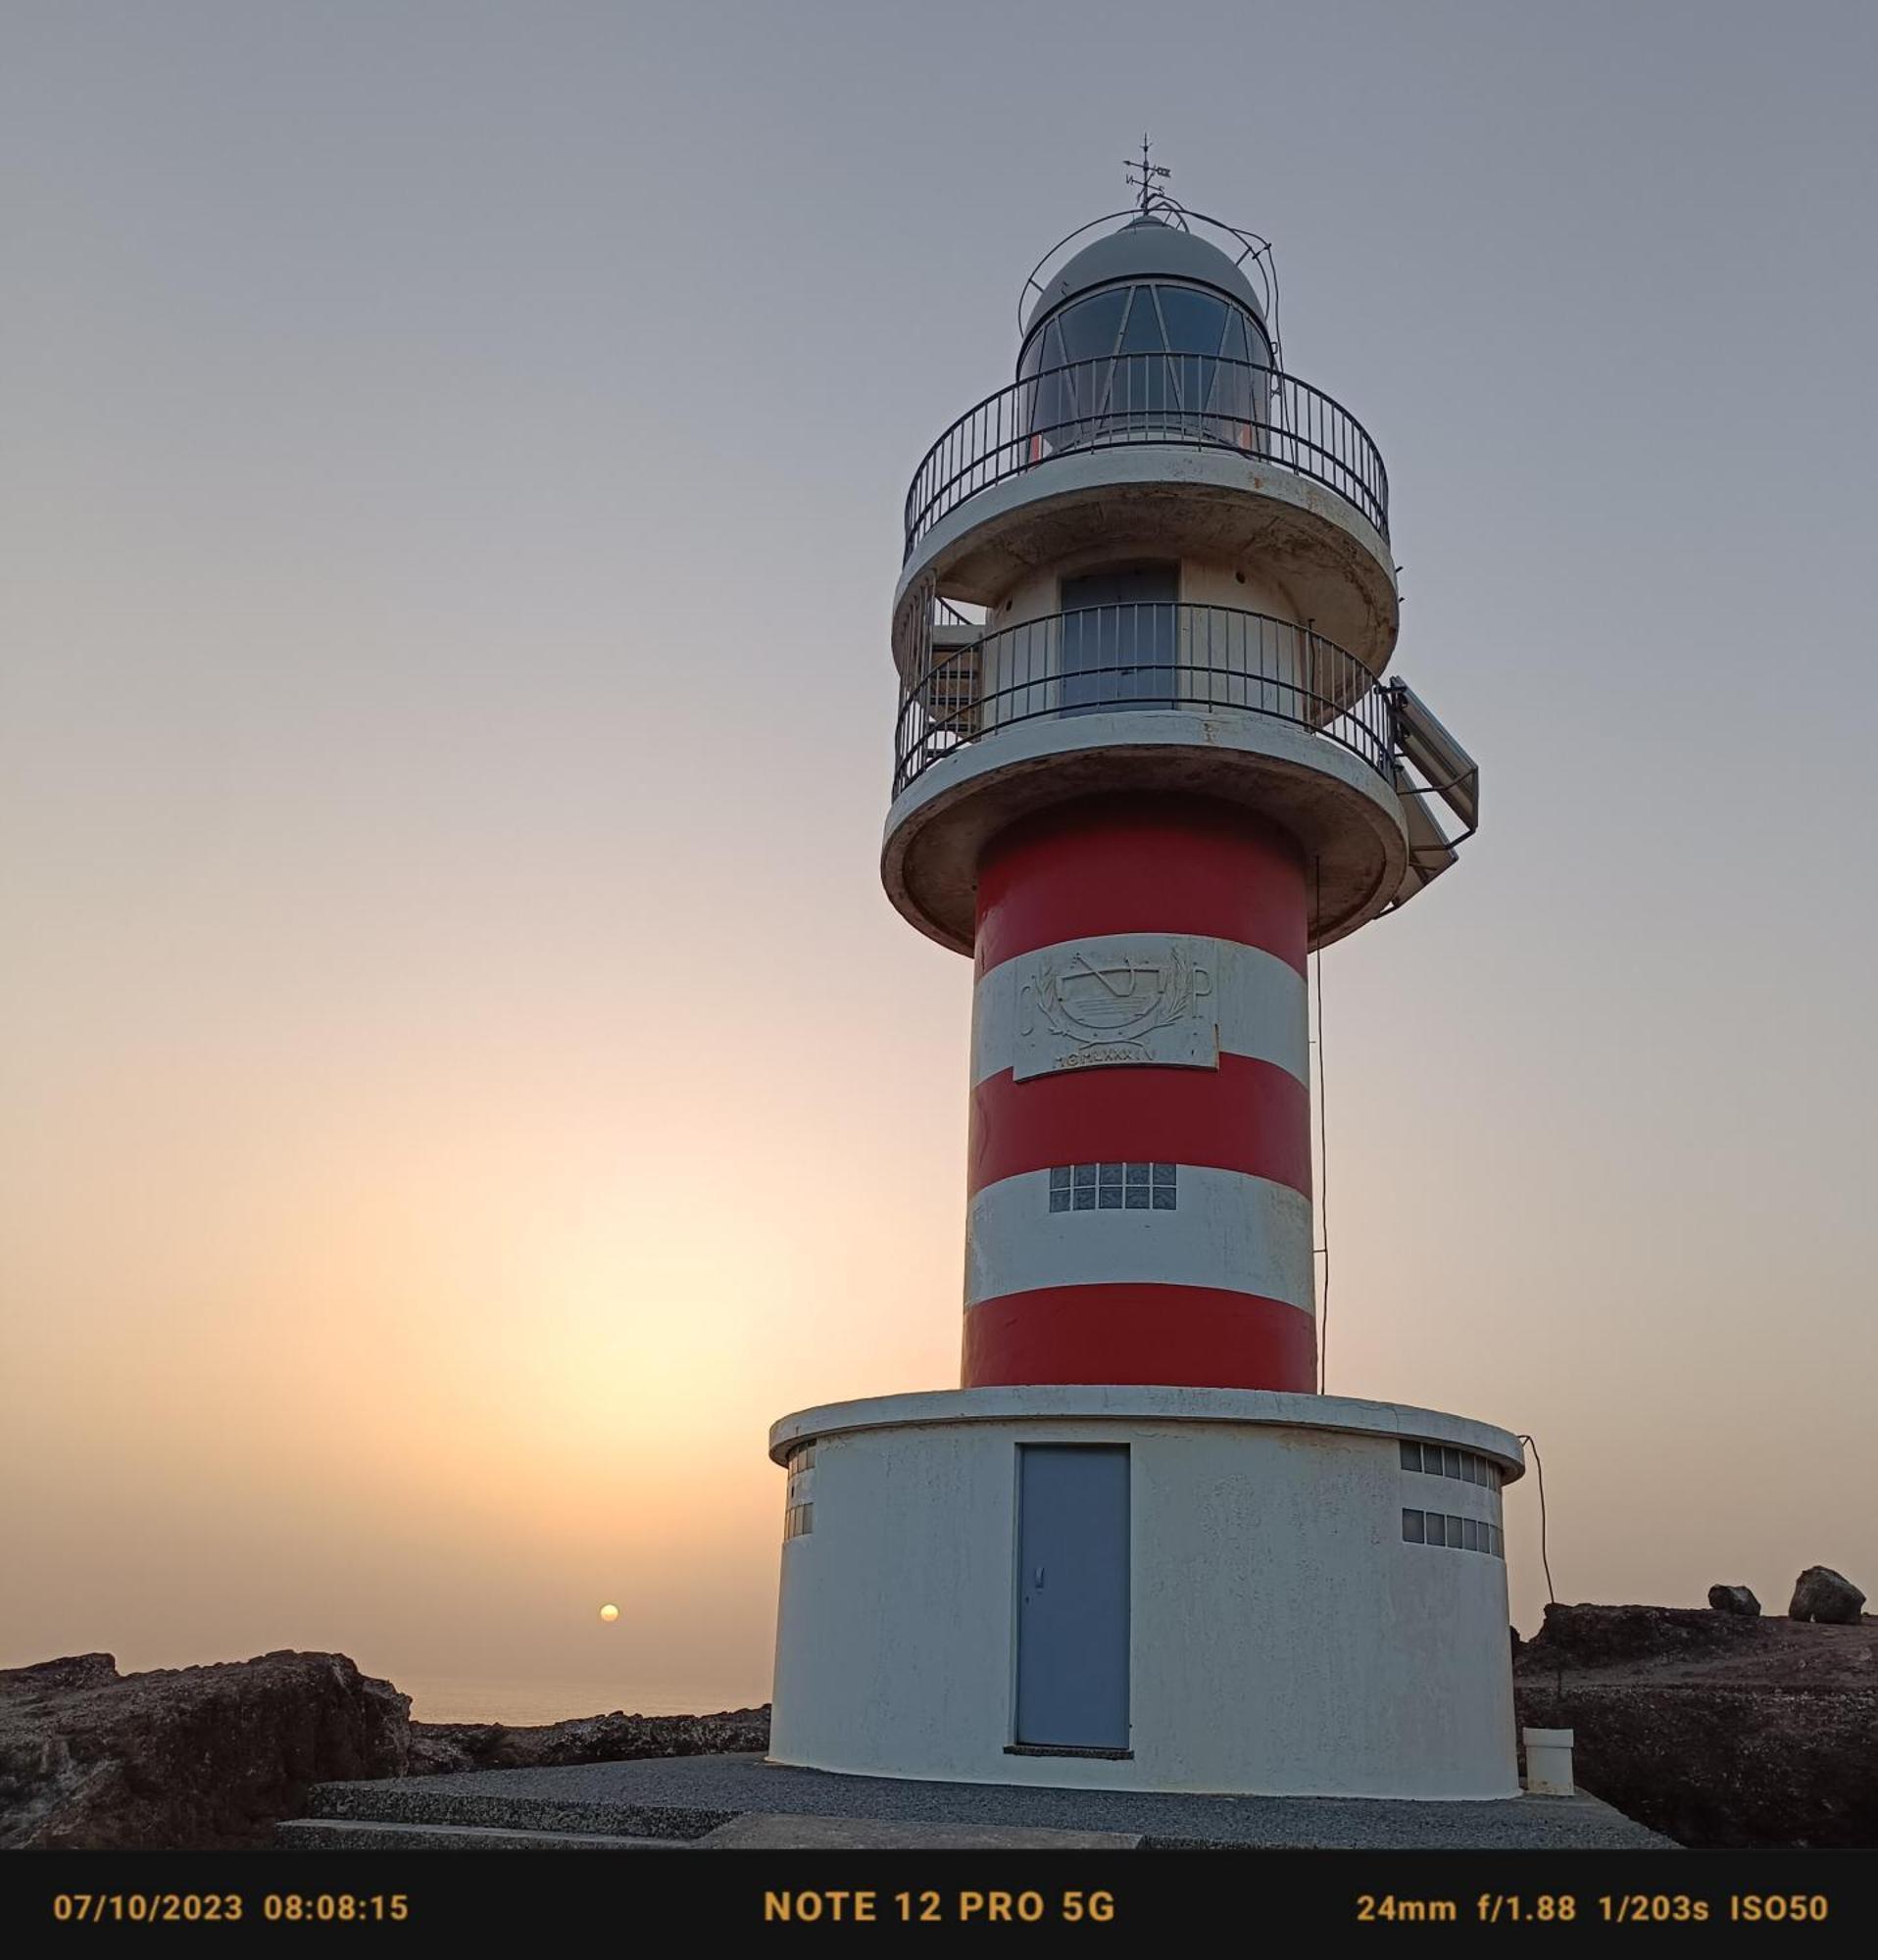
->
<box><xmin>396</xmin><ymin>1676</ymin><xmax>769</xmax><ymax>1727</ymax></box>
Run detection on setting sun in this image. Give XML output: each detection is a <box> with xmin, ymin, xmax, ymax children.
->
<box><xmin>598</xmin><ymin>1603</ymin><xmax>619</xmax><ymax>1624</ymax></box>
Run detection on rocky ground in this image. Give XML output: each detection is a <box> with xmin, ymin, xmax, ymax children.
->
<box><xmin>1514</xmin><ymin>1603</ymin><xmax>1878</xmax><ymax>1848</ymax></box>
<box><xmin>7</xmin><ymin>1602</ymin><xmax>1872</xmax><ymax>1849</ymax></box>
<box><xmin>0</xmin><ymin>1651</ymin><xmax>768</xmax><ymax>1850</ymax></box>
<box><xmin>0</xmin><ymin>1651</ymin><xmax>410</xmax><ymax>1850</ymax></box>
<box><xmin>407</xmin><ymin>1705</ymin><xmax>771</xmax><ymax>1777</ymax></box>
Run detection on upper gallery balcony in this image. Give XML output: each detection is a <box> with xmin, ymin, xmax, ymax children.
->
<box><xmin>897</xmin><ymin>351</ymin><xmax>1396</xmax><ymax>668</ymax></box>
<box><xmin>904</xmin><ymin>352</ymin><xmax>1389</xmax><ymax>563</ymax></box>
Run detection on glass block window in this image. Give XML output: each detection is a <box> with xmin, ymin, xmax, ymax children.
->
<box><xmin>1401</xmin><ymin>1440</ymin><xmax>1503</xmax><ymax>1489</ymax></box>
<box><xmin>1403</xmin><ymin>1507</ymin><xmax>1503</xmax><ymax>1560</ymax></box>
<box><xmin>1050</xmin><ymin>1162</ymin><xmax>1176</xmax><ymax>1213</ymax></box>
<box><xmin>783</xmin><ymin>1440</ymin><xmax>815</xmax><ymax>1539</ymax></box>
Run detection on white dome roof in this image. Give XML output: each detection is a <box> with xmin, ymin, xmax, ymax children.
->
<box><xmin>1023</xmin><ymin>217</ymin><xmax>1266</xmax><ymax>339</ymax></box>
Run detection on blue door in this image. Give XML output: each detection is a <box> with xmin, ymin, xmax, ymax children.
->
<box><xmin>1014</xmin><ymin>1445</ymin><xmax>1131</xmax><ymax>1751</ymax></box>
<box><xmin>1060</xmin><ymin>566</ymin><xmax>1178</xmax><ymax>714</ymax></box>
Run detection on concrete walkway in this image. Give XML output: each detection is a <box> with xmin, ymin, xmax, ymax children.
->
<box><xmin>292</xmin><ymin>1752</ymin><xmax>1671</xmax><ymax>1850</ymax></box>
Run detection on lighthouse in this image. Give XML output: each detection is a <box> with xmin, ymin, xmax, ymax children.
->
<box><xmin>767</xmin><ymin>173</ymin><xmax>1520</xmax><ymax>1800</ymax></box>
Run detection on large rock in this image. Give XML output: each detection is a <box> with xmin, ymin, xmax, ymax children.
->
<box><xmin>1707</xmin><ymin>1585</ymin><xmax>1761</xmax><ymax>1617</ymax></box>
<box><xmin>408</xmin><ymin>1705</ymin><xmax>770</xmax><ymax>1777</ymax></box>
<box><xmin>1516</xmin><ymin>1601</ymin><xmax>1768</xmax><ymax>1670</ymax></box>
<box><xmin>0</xmin><ymin>1652</ymin><xmax>410</xmax><ymax>1850</ymax></box>
<box><xmin>1514</xmin><ymin>1603</ymin><xmax>1878</xmax><ymax>1847</ymax></box>
<box><xmin>1790</xmin><ymin>1567</ymin><xmax>1866</xmax><ymax>1626</ymax></box>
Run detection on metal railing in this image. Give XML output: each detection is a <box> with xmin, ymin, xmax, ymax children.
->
<box><xmin>903</xmin><ymin>354</ymin><xmax>1389</xmax><ymax>562</ymax></box>
<box><xmin>892</xmin><ymin>602</ymin><xmax>1392</xmax><ymax>798</ymax></box>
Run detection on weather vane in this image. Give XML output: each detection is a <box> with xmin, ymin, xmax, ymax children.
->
<box><xmin>1124</xmin><ymin>132</ymin><xmax>1171</xmax><ymax>215</ymax></box>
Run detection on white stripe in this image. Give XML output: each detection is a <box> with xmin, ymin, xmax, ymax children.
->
<box><xmin>971</xmin><ymin>932</ymin><xmax>1308</xmax><ymax>1087</ymax></box>
<box><xmin>964</xmin><ymin>1165</ymin><xmax>1315</xmax><ymax>1313</ymax></box>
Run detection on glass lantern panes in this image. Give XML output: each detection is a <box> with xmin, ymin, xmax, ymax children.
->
<box><xmin>1020</xmin><ymin>280</ymin><xmax>1271</xmax><ymax>455</ymax></box>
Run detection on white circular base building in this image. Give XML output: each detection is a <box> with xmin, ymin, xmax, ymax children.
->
<box><xmin>769</xmin><ymin>1387</ymin><xmax>1522</xmax><ymax>1800</ymax></box>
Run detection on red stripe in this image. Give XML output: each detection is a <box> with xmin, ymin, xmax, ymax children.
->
<box><xmin>963</xmin><ymin>1284</ymin><xmax>1316</xmax><ymax>1393</ymax></box>
<box><xmin>968</xmin><ymin>1054</ymin><xmax>1311</xmax><ymax>1199</ymax></box>
<box><xmin>975</xmin><ymin>794</ymin><xmax>1308</xmax><ymax>978</ymax></box>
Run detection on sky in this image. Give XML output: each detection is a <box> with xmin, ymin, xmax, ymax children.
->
<box><xmin>3</xmin><ymin>1</ymin><xmax>1875</xmax><ymax>1713</ymax></box>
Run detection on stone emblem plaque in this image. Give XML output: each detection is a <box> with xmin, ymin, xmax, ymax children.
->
<box><xmin>1012</xmin><ymin>936</ymin><xmax>1219</xmax><ymax>1079</ymax></box>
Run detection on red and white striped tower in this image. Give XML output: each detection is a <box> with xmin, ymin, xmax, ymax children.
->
<box><xmin>964</xmin><ymin>793</ymin><xmax>1315</xmax><ymax>1392</ymax></box>
<box><xmin>768</xmin><ymin>188</ymin><xmax>1509</xmax><ymax>1799</ymax></box>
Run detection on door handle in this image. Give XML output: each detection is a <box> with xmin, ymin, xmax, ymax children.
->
<box><xmin>1033</xmin><ymin>1565</ymin><xmax>1045</xmax><ymax>1588</ymax></box>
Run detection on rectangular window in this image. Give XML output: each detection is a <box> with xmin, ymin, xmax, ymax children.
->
<box><xmin>1403</xmin><ymin>1493</ymin><xmax>1504</xmax><ymax>1560</ymax></box>
<box><xmin>1052</xmin><ymin>1162</ymin><xmax>1175</xmax><ymax>1212</ymax></box>
<box><xmin>1403</xmin><ymin>1439</ymin><xmax>1508</xmax><ymax>1500</ymax></box>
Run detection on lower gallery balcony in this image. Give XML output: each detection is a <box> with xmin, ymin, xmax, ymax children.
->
<box><xmin>892</xmin><ymin>601</ymin><xmax>1390</xmax><ymax>801</ymax></box>
<box><xmin>879</xmin><ymin>600</ymin><xmax>1476</xmax><ymax>956</ymax></box>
